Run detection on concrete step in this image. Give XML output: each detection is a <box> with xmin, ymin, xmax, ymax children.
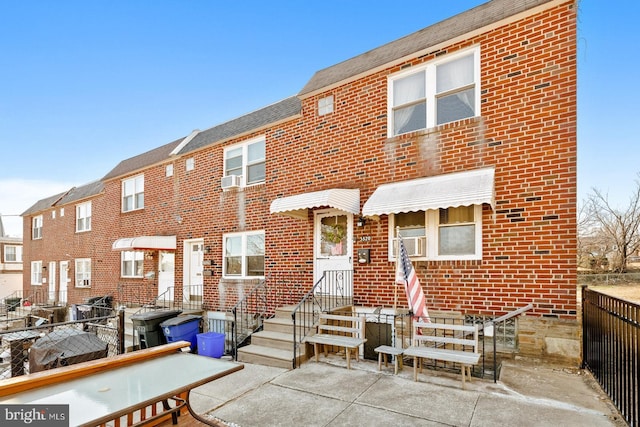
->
<box><xmin>237</xmin><ymin>344</ymin><xmax>305</xmax><ymax>369</ymax></box>
<box><xmin>262</xmin><ymin>317</ymin><xmax>295</xmax><ymax>334</ymax></box>
<box><xmin>250</xmin><ymin>330</ymin><xmax>307</xmax><ymax>355</ymax></box>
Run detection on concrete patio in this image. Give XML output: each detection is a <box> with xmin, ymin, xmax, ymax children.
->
<box><xmin>183</xmin><ymin>355</ymin><xmax>626</xmax><ymax>427</ymax></box>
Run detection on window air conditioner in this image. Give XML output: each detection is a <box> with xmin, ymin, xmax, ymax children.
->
<box><xmin>393</xmin><ymin>236</ymin><xmax>426</xmax><ymax>257</ymax></box>
<box><xmin>221</xmin><ymin>175</ymin><xmax>241</xmax><ymax>189</ymax></box>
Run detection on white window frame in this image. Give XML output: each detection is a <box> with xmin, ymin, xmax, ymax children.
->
<box><xmin>75</xmin><ymin>258</ymin><xmax>92</xmax><ymax>288</ymax></box>
<box><xmin>121</xmin><ymin>251</ymin><xmax>144</xmax><ymax>278</ymax></box>
<box><xmin>4</xmin><ymin>245</ymin><xmax>22</xmax><ymax>262</ymax></box>
<box><xmin>122</xmin><ymin>174</ymin><xmax>144</xmax><ymax>212</ymax></box>
<box><xmin>388</xmin><ymin>46</ymin><xmax>480</xmax><ymax>137</ymax></box>
<box><xmin>186</xmin><ymin>157</ymin><xmax>195</xmax><ymax>171</ymax></box>
<box><xmin>166</xmin><ymin>164</ymin><xmax>174</xmax><ymax>177</ymax></box>
<box><xmin>60</xmin><ymin>207</ymin><xmax>65</xmax><ymax>217</ymax></box>
<box><xmin>32</xmin><ymin>215</ymin><xmax>43</xmax><ymax>240</ymax></box>
<box><xmin>51</xmin><ymin>210</ymin><xmax>56</xmax><ymax>219</ymax></box>
<box><xmin>31</xmin><ymin>260</ymin><xmax>43</xmax><ymax>285</ymax></box>
<box><xmin>388</xmin><ymin>205</ymin><xmax>483</xmax><ymax>261</ymax></box>
<box><xmin>222</xmin><ymin>231</ymin><xmax>265</xmax><ymax>278</ymax></box>
<box><xmin>76</xmin><ymin>201</ymin><xmax>92</xmax><ymax>232</ymax></box>
<box><xmin>223</xmin><ymin>136</ymin><xmax>266</xmax><ymax>187</ymax></box>
<box><xmin>318</xmin><ymin>95</ymin><xmax>334</xmax><ymax>115</ymax></box>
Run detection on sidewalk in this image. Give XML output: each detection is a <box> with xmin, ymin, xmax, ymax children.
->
<box><xmin>187</xmin><ymin>356</ymin><xmax>626</xmax><ymax>427</ymax></box>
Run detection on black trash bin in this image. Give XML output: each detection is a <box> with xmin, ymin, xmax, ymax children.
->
<box><xmin>160</xmin><ymin>315</ymin><xmax>202</xmax><ymax>352</ymax></box>
<box><xmin>86</xmin><ymin>296</ymin><xmax>113</xmax><ymax>318</ymax></box>
<box><xmin>130</xmin><ymin>310</ymin><xmax>182</xmax><ymax>349</ymax></box>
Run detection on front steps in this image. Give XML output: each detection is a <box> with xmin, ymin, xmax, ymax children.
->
<box><xmin>237</xmin><ymin>305</ymin><xmax>310</xmax><ymax>369</ymax></box>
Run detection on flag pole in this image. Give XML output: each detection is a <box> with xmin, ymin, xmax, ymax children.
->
<box><xmin>394</xmin><ymin>227</ymin><xmax>400</xmax><ymax>313</ymax></box>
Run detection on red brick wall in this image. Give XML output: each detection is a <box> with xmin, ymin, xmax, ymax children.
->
<box><xmin>22</xmin><ymin>2</ymin><xmax>577</xmax><ymax>325</ymax></box>
<box><xmin>263</xmin><ymin>2</ymin><xmax>577</xmax><ymax>319</ymax></box>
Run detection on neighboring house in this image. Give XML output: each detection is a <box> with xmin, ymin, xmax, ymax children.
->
<box><xmin>0</xmin><ymin>217</ymin><xmax>23</xmax><ymax>297</ymax></box>
<box><xmin>21</xmin><ymin>0</ymin><xmax>578</xmax><ymax>363</ymax></box>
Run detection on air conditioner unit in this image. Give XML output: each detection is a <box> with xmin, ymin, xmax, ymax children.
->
<box><xmin>221</xmin><ymin>175</ymin><xmax>241</xmax><ymax>189</ymax></box>
<box><xmin>393</xmin><ymin>236</ymin><xmax>426</xmax><ymax>257</ymax></box>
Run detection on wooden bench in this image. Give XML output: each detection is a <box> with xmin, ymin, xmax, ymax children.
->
<box><xmin>403</xmin><ymin>321</ymin><xmax>480</xmax><ymax>389</ymax></box>
<box><xmin>303</xmin><ymin>312</ymin><xmax>366</xmax><ymax>369</ymax></box>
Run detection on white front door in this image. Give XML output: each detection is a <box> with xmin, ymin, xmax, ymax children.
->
<box><xmin>48</xmin><ymin>262</ymin><xmax>56</xmax><ymax>303</ymax></box>
<box><xmin>158</xmin><ymin>251</ymin><xmax>175</xmax><ymax>299</ymax></box>
<box><xmin>314</xmin><ymin>210</ymin><xmax>354</xmax><ymax>295</ymax></box>
<box><xmin>59</xmin><ymin>261</ymin><xmax>68</xmax><ymax>304</ymax></box>
<box><xmin>184</xmin><ymin>240</ymin><xmax>204</xmax><ymax>300</ymax></box>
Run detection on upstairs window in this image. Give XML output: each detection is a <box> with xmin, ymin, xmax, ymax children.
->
<box><xmin>31</xmin><ymin>260</ymin><xmax>42</xmax><ymax>285</ymax></box>
<box><xmin>32</xmin><ymin>215</ymin><xmax>43</xmax><ymax>240</ymax></box>
<box><xmin>4</xmin><ymin>245</ymin><xmax>22</xmax><ymax>262</ymax></box>
<box><xmin>223</xmin><ymin>231</ymin><xmax>265</xmax><ymax>278</ymax></box>
<box><xmin>122</xmin><ymin>175</ymin><xmax>144</xmax><ymax>212</ymax></box>
<box><xmin>318</xmin><ymin>95</ymin><xmax>334</xmax><ymax>115</ymax></box>
<box><xmin>223</xmin><ymin>137</ymin><xmax>266</xmax><ymax>186</ymax></box>
<box><xmin>76</xmin><ymin>201</ymin><xmax>92</xmax><ymax>232</ymax></box>
<box><xmin>75</xmin><ymin>258</ymin><xmax>91</xmax><ymax>288</ymax></box>
<box><xmin>389</xmin><ymin>47</ymin><xmax>479</xmax><ymax>136</ymax></box>
<box><xmin>121</xmin><ymin>251</ymin><xmax>143</xmax><ymax>278</ymax></box>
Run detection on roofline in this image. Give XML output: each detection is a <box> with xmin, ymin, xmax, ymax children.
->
<box><xmin>299</xmin><ymin>0</ymin><xmax>567</xmax><ymax>99</ymax></box>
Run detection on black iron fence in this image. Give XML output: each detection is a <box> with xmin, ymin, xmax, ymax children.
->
<box><xmin>0</xmin><ymin>311</ymin><xmax>124</xmax><ymax>380</ymax></box>
<box><xmin>583</xmin><ymin>287</ymin><xmax>639</xmax><ymax>427</ymax></box>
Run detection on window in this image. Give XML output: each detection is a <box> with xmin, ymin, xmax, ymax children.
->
<box><xmin>223</xmin><ymin>231</ymin><xmax>265</xmax><ymax>278</ymax></box>
<box><xmin>76</xmin><ymin>201</ymin><xmax>92</xmax><ymax>232</ymax></box>
<box><xmin>32</xmin><ymin>215</ymin><xmax>43</xmax><ymax>240</ymax></box>
<box><xmin>389</xmin><ymin>47</ymin><xmax>479</xmax><ymax>136</ymax></box>
<box><xmin>166</xmin><ymin>164</ymin><xmax>174</xmax><ymax>177</ymax></box>
<box><xmin>186</xmin><ymin>158</ymin><xmax>195</xmax><ymax>171</ymax></box>
<box><xmin>122</xmin><ymin>175</ymin><xmax>144</xmax><ymax>212</ymax></box>
<box><xmin>223</xmin><ymin>137</ymin><xmax>266</xmax><ymax>186</ymax></box>
<box><xmin>31</xmin><ymin>261</ymin><xmax>42</xmax><ymax>285</ymax></box>
<box><xmin>75</xmin><ymin>258</ymin><xmax>91</xmax><ymax>288</ymax></box>
<box><xmin>4</xmin><ymin>245</ymin><xmax>22</xmax><ymax>262</ymax></box>
<box><xmin>389</xmin><ymin>205</ymin><xmax>482</xmax><ymax>260</ymax></box>
<box><xmin>121</xmin><ymin>251</ymin><xmax>144</xmax><ymax>278</ymax></box>
<box><xmin>60</xmin><ymin>208</ymin><xmax>64</xmax><ymax>217</ymax></box>
<box><xmin>51</xmin><ymin>210</ymin><xmax>56</xmax><ymax>219</ymax></box>
<box><xmin>318</xmin><ymin>95</ymin><xmax>334</xmax><ymax>115</ymax></box>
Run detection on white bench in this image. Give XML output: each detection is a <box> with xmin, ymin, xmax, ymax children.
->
<box><xmin>403</xmin><ymin>321</ymin><xmax>480</xmax><ymax>389</ymax></box>
<box><xmin>303</xmin><ymin>312</ymin><xmax>366</xmax><ymax>369</ymax></box>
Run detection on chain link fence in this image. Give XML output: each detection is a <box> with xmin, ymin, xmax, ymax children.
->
<box><xmin>0</xmin><ymin>311</ymin><xmax>123</xmax><ymax>380</ymax></box>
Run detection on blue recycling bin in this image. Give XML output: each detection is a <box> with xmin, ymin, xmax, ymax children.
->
<box><xmin>160</xmin><ymin>314</ymin><xmax>202</xmax><ymax>352</ymax></box>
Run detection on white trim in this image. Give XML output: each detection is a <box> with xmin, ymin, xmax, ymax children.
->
<box><xmin>169</xmin><ymin>129</ymin><xmax>201</xmax><ymax>156</ymax></box>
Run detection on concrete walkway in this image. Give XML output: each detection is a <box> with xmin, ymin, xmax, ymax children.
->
<box><xmin>187</xmin><ymin>356</ymin><xmax>626</xmax><ymax>427</ymax></box>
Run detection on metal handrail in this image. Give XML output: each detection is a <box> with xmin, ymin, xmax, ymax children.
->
<box><xmin>291</xmin><ymin>270</ymin><xmax>353</xmax><ymax>368</ymax></box>
<box><xmin>231</xmin><ymin>276</ymin><xmax>269</xmax><ymax>360</ymax></box>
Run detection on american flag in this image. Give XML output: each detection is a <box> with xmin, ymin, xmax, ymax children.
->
<box><xmin>395</xmin><ymin>235</ymin><xmax>430</xmax><ymax>322</ymax></box>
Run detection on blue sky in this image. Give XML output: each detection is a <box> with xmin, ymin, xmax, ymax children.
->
<box><xmin>0</xmin><ymin>0</ymin><xmax>635</xmax><ymax>237</ymax></box>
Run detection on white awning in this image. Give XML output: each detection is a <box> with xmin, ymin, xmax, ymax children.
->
<box><xmin>362</xmin><ymin>167</ymin><xmax>495</xmax><ymax>217</ymax></box>
<box><xmin>270</xmin><ymin>189</ymin><xmax>361</xmax><ymax>219</ymax></box>
<box><xmin>112</xmin><ymin>236</ymin><xmax>177</xmax><ymax>251</ymax></box>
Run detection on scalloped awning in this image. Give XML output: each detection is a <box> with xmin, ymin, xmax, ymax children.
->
<box><xmin>270</xmin><ymin>189</ymin><xmax>360</xmax><ymax>220</ymax></box>
<box><xmin>362</xmin><ymin>167</ymin><xmax>495</xmax><ymax>217</ymax></box>
<box><xmin>112</xmin><ymin>236</ymin><xmax>176</xmax><ymax>251</ymax></box>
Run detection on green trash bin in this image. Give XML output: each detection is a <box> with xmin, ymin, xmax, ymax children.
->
<box><xmin>130</xmin><ymin>310</ymin><xmax>182</xmax><ymax>349</ymax></box>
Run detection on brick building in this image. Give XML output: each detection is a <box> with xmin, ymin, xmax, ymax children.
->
<box><xmin>20</xmin><ymin>0</ymin><xmax>578</xmax><ymax>362</ymax></box>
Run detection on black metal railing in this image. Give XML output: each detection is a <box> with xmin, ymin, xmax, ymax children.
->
<box><xmin>124</xmin><ymin>284</ymin><xmax>204</xmax><ymax>314</ymax></box>
<box><xmin>230</xmin><ymin>278</ymin><xmax>268</xmax><ymax>359</ymax></box>
<box><xmin>1</xmin><ymin>289</ymin><xmax>53</xmax><ymax>317</ymax></box>
<box><xmin>583</xmin><ymin>287</ymin><xmax>639</xmax><ymax>427</ymax></box>
<box><xmin>291</xmin><ymin>270</ymin><xmax>353</xmax><ymax>368</ymax></box>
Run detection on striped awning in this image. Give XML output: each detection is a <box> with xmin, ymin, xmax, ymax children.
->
<box><xmin>270</xmin><ymin>189</ymin><xmax>360</xmax><ymax>220</ymax></box>
<box><xmin>362</xmin><ymin>167</ymin><xmax>495</xmax><ymax>217</ymax></box>
<box><xmin>112</xmin><ymin>236</ymin><xmax>177</xmax><ymax>251</ymax></box>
